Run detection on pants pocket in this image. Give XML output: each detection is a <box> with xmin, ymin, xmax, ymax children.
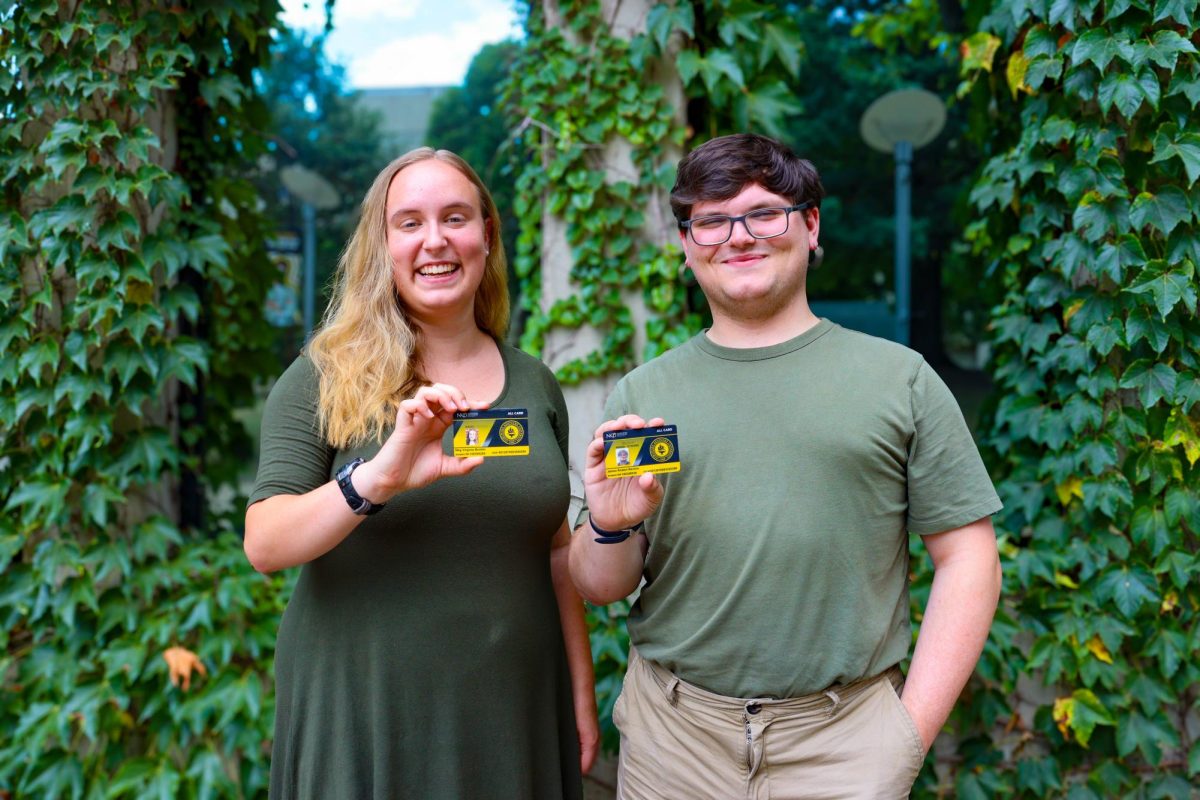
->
<box><xmin>882</xmin><ymin>678</ymin><xmax>927</xmax><ymax>773</ymax></box>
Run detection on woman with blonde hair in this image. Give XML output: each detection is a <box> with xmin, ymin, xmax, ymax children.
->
<box><xmin>245</xmin><ymin>148</ymin><xmax>598</xmax><ymax>799</ymax></box>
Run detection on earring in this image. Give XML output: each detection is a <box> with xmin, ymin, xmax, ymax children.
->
<box><xmin>678</xmin><ymin>260</ymin><xmax>692</xmax><ymax>280</ymax></box>
<box><xmin>809</xmin><ymin>246</ymin><xmax>824</xmax><ymax>269</ymax></box>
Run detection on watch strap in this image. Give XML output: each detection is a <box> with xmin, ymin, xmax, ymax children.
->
<box><xmin>335</xmin><ymin>458</ymin><xmax>385</xmax><ymax>516</ymax></box>
<box><xmin>589</xmin><ymin>516</ymin><xmax>644</xmax><ymax>544</ymax></box>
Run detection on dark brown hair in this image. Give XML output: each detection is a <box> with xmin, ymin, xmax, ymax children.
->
<box><xmin>670</xmin><ymin>133</ymin><xmax>826</xmax><ymax>223</ymax></box>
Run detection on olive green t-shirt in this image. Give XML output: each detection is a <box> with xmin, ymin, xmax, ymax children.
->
<box><xmin>604</xmin><ymin>320</ymin><xmax>1001</xmax><ymax>698</ymax></box>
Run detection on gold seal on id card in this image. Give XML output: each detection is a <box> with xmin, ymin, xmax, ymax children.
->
<box><xmin>603</xmin><ymin>425</ymin><xmax>680</xmax><ymax>479</ymax></box>
<box><xmin>452</xmin><ymin>408</ymin><xmax>530</xmax><ymax>457</ymax></box>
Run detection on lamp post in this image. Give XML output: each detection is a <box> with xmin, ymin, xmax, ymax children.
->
<box><xmin>279</xmin><ymin>164</ymin><xmax>340</xmax><ymax>340</ymax></box>
<box><xmin>859</xmin><ymin>89</ymin><xmax>946</xmax><ymax>346</ymax></box>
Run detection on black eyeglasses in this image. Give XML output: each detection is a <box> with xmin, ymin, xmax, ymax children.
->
<box><xmin>679</xmin><ymin>202</ymin><xmax>814</xmax><ymax>246</ymax></box>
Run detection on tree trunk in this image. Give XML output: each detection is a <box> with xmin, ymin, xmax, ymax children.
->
<box><xmin>538</xmin><ymin>0</ymin><xmax>686</xmax><ymax>508</ymax></box>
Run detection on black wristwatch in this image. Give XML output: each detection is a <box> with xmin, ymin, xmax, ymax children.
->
<box><xmin>335</xmin><ymin>458</ymin><xmax>385</xmax><ymax>516</ymax></box>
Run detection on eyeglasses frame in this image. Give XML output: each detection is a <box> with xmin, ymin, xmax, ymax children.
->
<box><xmin>678</xmin><ymin>202</ymin><xmax>815</xmax><ymax>246</ymax></box>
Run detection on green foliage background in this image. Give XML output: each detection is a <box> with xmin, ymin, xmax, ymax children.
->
<box><xmin>954</xmin><ymin>0</ymin><xmax>1200</xmax><ymax>795</ymax></box>
<box><xmin>4</xmin><ymin>0</ymin><xmax>1199</xmax><ymax>796</ymax></box>
<box><xmin>1</xmin><ymin>2</ymin><xmax>287</xmax><ymax>796</ymax></box>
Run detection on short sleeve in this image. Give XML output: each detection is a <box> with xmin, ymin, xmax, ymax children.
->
<box><xmin>248</xmin><ymin>357</ymin><xmax>336</xmax><ymax>506</ymax></box>
<box><xmin>905</xmin><ymin>361</ymin><xmax>1003</xmax><ymax>535</ymax></box>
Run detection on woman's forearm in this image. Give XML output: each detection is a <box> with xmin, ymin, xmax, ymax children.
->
<box><xmin>552</xmin><ymin>534</ymin><xmax>596</xmax><ymax>702</ymax></box>
<box><xmin>244</xmin><ymin>483</ymin><xmax>367</xmax><ymax>572</ymax></box>
<box><xmin>551</xmin><ymin>528</ymin><xmax>600</xmax><ymax>774</ymax></box>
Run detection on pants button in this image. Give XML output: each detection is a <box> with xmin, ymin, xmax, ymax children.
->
<box><xmin>746</xmin><ymin>702</ymin><xmax>761</xmax><ymax>715</ymax></box>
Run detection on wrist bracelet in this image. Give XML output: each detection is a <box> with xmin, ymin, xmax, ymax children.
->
<box><xmin>589</xmin><ymin>516</ymin><xmax>644</xmax><ymax>544</ymax></box>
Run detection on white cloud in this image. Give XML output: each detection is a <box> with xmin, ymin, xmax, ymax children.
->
<box><xmin>278</xmin><ymin>0</ymin><xmax>521</xmax><ymax>88</ymax></box>
<box><xmin>333</xmin><ymin>0</ymin><xmax>421</xmax><ymax>22</ymax></box>
<box><xmin>346</xmin><ymin>8</ymin><xmax>520</xmax><ymax>88</ymax></box>
<box><xmin>279</xmin><ymin>0</ymin><xmax>419</xmax><ymax>31</ymax></box>
<box><xmin>278</xmin><ymin>0</ymin><xmax>329</xmax><ymax>31</ymax></box>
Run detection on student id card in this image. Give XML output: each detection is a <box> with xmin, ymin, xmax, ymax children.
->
<box><xmin>603</xmin><ymin>425</ymin><xmax>680</xmax><ymax>479</ymax></box>
<box><xmin>452</xmin><ymin>408</ymin><xmax>529</xmax><ymax>457</ymax></box>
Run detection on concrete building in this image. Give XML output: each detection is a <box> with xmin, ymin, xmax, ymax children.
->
<box><xmin>358</xmin><ymin>86</ymin><xmax>447</xmax><ymax>154</ymax></box>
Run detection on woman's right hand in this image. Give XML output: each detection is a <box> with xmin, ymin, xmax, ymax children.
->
<box><xmin>353</xmin><ymin>383</ymin><xmax>485</xmax><ymax>502</ymax></box>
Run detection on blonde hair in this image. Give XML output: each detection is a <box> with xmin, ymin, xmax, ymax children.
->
<box><xmin>306</xmin><ymin>148</ymin><xmax>509</xmax><ymax>448</ymax></box>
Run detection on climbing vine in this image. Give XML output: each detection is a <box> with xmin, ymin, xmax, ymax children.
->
<box><xmin>1</xmin><ymin>1</ymin><xmax>285</xmax><ymax>796</ymax></box>
<box><xmin>508</xmin><ymin>0</ymin><xmax>807</xmax><ymax>383</ymax></box>
<box><xmin>952</xmin><ymin>0</ymin><xmax>1200</xmax><ymax>796</ymax></box>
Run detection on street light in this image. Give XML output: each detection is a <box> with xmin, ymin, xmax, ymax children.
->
<box><xmin>859</xmin><ymin>88</ymin><xmax>946</xmax><ymax>346</ymax></box>
<box><xmin>280</xmin><ymin>164</ymin><xmax>340</xmax><ymax>340</ymax></box>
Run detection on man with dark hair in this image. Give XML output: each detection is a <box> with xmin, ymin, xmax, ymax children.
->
<box><xmin>570</xmin><ymin>133</ymin><xmax>1002</xmax><ymax>798</ymax></box>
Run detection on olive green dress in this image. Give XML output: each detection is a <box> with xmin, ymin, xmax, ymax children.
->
<box><xmin>249</xmin><ymin>346</ymin><xmax>582</xmax><ymax>800</ymax></box>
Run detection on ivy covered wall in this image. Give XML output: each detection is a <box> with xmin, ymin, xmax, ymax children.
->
<box><xmin>1</xmin><ymin>2</ymin><xmax>288</xmax><ymax>795</ymax></box>
<box><xmin>947</xmin><ymin>0</ymin><xmax>1199</xmax><ymax>795</ymax></box>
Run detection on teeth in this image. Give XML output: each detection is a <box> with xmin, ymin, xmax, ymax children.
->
<box><xmin>418</xmin><ymin>264</ymin><xmax>457</xmax><ymax>276</ymax></box>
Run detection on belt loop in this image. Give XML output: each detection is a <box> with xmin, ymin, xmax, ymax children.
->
<box><xmin>664</xmin><ymin>676</ymin><xmax>679</xmax><ymax>705</ymax></box>
<box><xmin>823</xmin><ymin>688</ymin><xmax>841</xmax><ymax>718</ymax></box>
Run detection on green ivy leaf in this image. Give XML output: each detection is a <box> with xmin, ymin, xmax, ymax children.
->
<box><xmin>1120</xmin><ymin>359</ymin><xmax>1177</xmax><ymax>407</ymax></box>
<box><xmin>1071</xmin><ymin>29</ymin><xmax>1135</xmax><ymax>71</ymax></box>
<box><xmin>1130</xmin><ymin>506</ymin><xmax>1172</xmax><ymax>556</ymax></box>
<box><xmin>696</xmin><ymin>48</ymin><xmax>739</xmax><ymax>95</ymax></box>
<box><xmin>645</xmin><ymin>3</ymin><xmax>694</xmax><ymax>50</ymax></box>
<box><xmin>1063</xmin><ymin>394</ymin><xmax>1104</xmax><ymax>433</ymax></box>
<box><xmin>97</xmin><ymin>210</ymin><xmax>141</xmax><ymax>252</ymax></box>
<box><xmin>1135</xmin><ymin>447</ymin><xmax>1182</xmax><ymax>493</ymax></box>
<box><xmin>745</xmin><ymin>81</ymin><xmax>804</xmax><ymax>138</ymax></box>
<box><xmin>1085</xmin><ymin>320</ymin><xmax>1124</xmax><ymax>355</ymax></box>
<box><xmin>104</xmin><ymin>342</ymin><xmax>158</xmax><ymax>388</ymax></box>
<box><xmin>1016</xmin><ymin>756</ymin><xmax>1062</xmax><ymax>794</ymax></box>
<box><xmin>1077</xmin><ymin>436</ymin><xmax>1119</xmax><ymax>474</ymax></box>
<box><xmin>1140</xmin><ymin>29</ymin><xmax>1198</xmax><ymax>71</ymax></box>
<box><xmin>1115</xmin><ymin>709</ymin><xmax>1180</xmax><ymax>764</ymax></box>
<box><xmin>1073</xmin><ymin>191</ymin><xmax>1129</xmax><ymax>242</ymax></box>
<box><xmin>1125</xmin><ymin>306</ymin><xmax>1174</xmax><ymax>352</ymax></box>
<box><xmin>1095</xmin><ymin>565</ymin><xmax>1158</xmax><ymax>618</ymax></box>
<box><xmin>1064</xmin><ymin>62</ymin><xmax>1100</xmax><ymax>100</ymax></box>
<box><xmin>1068</xmin><ymin>688</ymin><xmax>1117</xmax><ymax>747</ymax></box>
<box><xmin>1175</xmin><ymin>370</ymin><xmax>1200</xmax><ymax>411</ymax></box>
<box><xmin>1153</xmin><ymin>0</ymin><xmax>1194</xmax><ymax>26</ymax></box>
<box><xmin>1126</xmin><ymin>259</ymin><xmax>1198</xmax><ymax>318</ymax></box>
<box><xmin>1024</xmin><ymin>24</ymin><xmax>1059</xmax><ymax>59</ymax></box>
<box><xmin>1166</xmin><ymin>60</ymin><xmax>1200</xmax><ymax>108</ymax></box>
<box><xmin>761</xmin><ymin>23</ymin><xmax>804</xmax><ymax>77</ymax></box>
<box><xmin>1149</xmin><ymin>127</ymin><xmax>1200</xmax><ymax>185</ymax></box>
<box><xmin>18</xmin><ymin>339</ymin><xmax>60</xmax><ymax>384</ymax></box>
<box><xmin>1080</xmin><ymin>473</ymin><xmax>1134</xmax><ymax>515</ymax></box>
<box><xmin>1097</xmin><ymin>70</ymin><xmax>1152</xmax><ymax>119</ymax></box>
<box><xmin>81</xmin><ymin>483</ymin><xmax>124</xmax><ymax>528</ymax></box>
<box><xmin>1129</xmin><ymin>187</ymin><xmax>1192</xmax><ymax>236</ymax></box>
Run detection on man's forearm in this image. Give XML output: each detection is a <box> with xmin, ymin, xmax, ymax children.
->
<box><xmin>903</xmin><ymin>520</ymin><xmax>1002</xmax><ymax>751</ymax></box>
<box><xmin>568</xmin><ymin>520</ymin><xmax>646</xmax><ymax>605</ymax></box>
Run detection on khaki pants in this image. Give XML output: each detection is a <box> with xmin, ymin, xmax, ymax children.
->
<box><xmin>613</xmin><ymin>648</ymin><xmax>925</xmax><ymax>800</ymax></box>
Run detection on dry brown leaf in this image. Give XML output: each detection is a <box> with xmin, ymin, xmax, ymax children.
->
<box><xmin>162</xmin><ymin>645</ymin><xmax>207</xmax><ymax>691</ymax></box>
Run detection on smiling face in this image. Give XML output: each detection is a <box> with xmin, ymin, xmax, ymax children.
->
<box><xmin>385</xmin><ymin>158</ymin><xmax>491</xmax><ymax>328</ymax></box>
<box><xmin>680</xmin><ymin>182</ymin><xmax>820</xmax><ymax>327</ymax></box>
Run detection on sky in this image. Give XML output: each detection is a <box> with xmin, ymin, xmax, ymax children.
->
<box><xmin>279</xmin><ymin>0</ymin><xmax>522</xmax><ymax>89</ymax></box>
